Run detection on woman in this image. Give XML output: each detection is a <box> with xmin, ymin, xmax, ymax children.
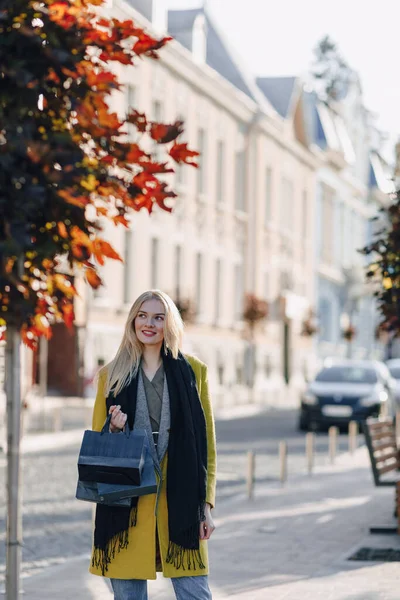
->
<box><xmin>90</xmin><ymin>290</ymin><xmax>217</xmax><ymax>600</ymax></box>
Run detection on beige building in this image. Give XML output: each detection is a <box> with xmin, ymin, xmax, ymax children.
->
<box><xmin>79</xmin><ymin>0</ymin><xmax>318</xmax><ymax>410</ymax></box>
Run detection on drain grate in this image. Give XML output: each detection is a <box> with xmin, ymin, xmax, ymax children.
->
<box><xmin>348</xmin><ymin>547</ymin><xmax>400</xmax><ymax>562</ymax></box>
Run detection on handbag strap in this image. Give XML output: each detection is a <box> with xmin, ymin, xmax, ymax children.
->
<box><xmin>100</xmin><ymin>414</ymin><xmax>131</xmax><ymax>437</ymax></box>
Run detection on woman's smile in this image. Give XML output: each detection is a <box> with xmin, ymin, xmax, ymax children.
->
<box><xmin>142</xmin><ymin>329</ymin><xmax>156</xmax><ymax>337</ymax></box>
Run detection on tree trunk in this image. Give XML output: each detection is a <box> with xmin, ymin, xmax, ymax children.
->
<box><xmin>5</xmin><ymin>327</ymin><xmax>22</xmax><ymax>599</ymax></box>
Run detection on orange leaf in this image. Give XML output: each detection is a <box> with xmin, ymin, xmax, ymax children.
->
<box><xmin>92</xmin><ymin>239</ymin><xmax>122</xmax><ymax>264</ymax></box>
<box><xmin>32</xmin><ymin>314</ymin><xmax>52</xmax><ymax>339</ymax></box>
<box><xmin>58</xmin><ymin>189</ymin><xmax>89</xmax><ymax>209</ymax></box>
<box><xmin>53</xmin><ymin>274</ymin><xmax>76</xmax><ymax>298</ymax></box>
<box><xmin>21</xmin><ymin>326</ymin><xmax>37</xmax><ymax>350</ymax></box>
<box><xmin>62</xmin><ymin>302</ymin><xmax>75</xmax><ymax>328</ymax></box>
<box><xmin>112</xmin><ymin>214</ymin><xmax>130</xmax><ymax>227</ymax></box>
<box><xmin>169</xmin><ymin>143</ymin><xmax>199</xmax><ymax>166</ymax></box>
<box><xmin>57</xmin><ymin>221</ymin><xmax>68</xmax><ymax>239</ymax></box>
<box><xmin>126</xmin><ymin>144</ymin><xmax>149</xmax><ymax>164</ymax></box>
<box><xmin>99</xmin><ymin>240</ymin><xmax>122</xmax><ymax>261</ymax></box>
<box><xmin>85</xmin><ymin>268</ymin><xmax>102</xmax><ymax>289</ymax></box>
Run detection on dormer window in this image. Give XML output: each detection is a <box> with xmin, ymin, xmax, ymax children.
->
<box><xmin>192</xmin><ymin>14</ymin><xmax>207</xmax><ymax>65</ymax></box>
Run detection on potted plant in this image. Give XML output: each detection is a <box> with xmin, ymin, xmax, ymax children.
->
<box><xmin>342</xmin><ymin>324</ymin><xmax>356</xmax><ymax>341</ymax></box>
<box><xmin>301</xmin><ymin>310</ymin><xmax>319</xmax><ymax>337</ymax></box>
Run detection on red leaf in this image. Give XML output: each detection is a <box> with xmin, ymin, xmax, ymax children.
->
<box><xmin>62</xmin><ymin>302</ymin><xmax>75</xmax><ymax>328</ymax></box>
<box><xmin>169</xmin><ymin>143</ymin><xmax>199</xmax><ymax>166</ymax></box>
<box><xmin>150</xmin><ymin>121</ymin><xmax>184</xmax><ymax>144</ymax></box>
<box><xmin>133</xmin><ymin>34</ymin><xmax>172</xmax><ymax>56</ymax></box>
<box><xmin>126</xmin><ymin>110</ymin><xmax>148</xmax><ymax>133</ymax></box>
<box><xmin>126</xmin><ymin>144</ymin><xmax>149</xmax><ymax>164</ymax></box>
<box><xmin>99</xmin><ymin>50</ymin><xmax>132</xmax><ymax>65</ymax></box>
<box><xmin>132</xmin><ymin>171</ymin><xmax>158</xmax><ymax>189</ymax></box>
<box><xmin>142</xmin><ymin>162</ymin><xmax>174</xmax><ymax>175</ymax></box>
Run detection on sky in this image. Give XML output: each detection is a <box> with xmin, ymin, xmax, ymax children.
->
<box><xmin>167</xmin><ymin>0</ymin><xmax>400</xmax><ymax>159</ymax></box>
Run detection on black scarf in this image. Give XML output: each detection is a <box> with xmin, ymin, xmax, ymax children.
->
<box><xmin>92</xmin><ymin>350</ymin><xmax>208</xmax><ymax>575</ymax></box>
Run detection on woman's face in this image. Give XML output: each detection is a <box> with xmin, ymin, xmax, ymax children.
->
<box><xmin>134</xmin><ymin>299</ymin><xmax>165</xmax><ymax>347</ymax></box>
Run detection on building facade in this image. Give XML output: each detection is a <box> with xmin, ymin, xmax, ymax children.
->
<box><xmin>306</xmin><ymin>76</ymin><xmax>392</xmax><ymax>364</ymax></box>
<box><xmin>80</xmin><ymin>0</ymin><xmax>318</xmax><ymax>409</ymax></box>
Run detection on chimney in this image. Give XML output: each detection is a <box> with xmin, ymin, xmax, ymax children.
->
<box><xmin>126</xmin><ymin>0</ymin><xmax>167</xmax><ymax>33</ymax></box>
<box><xmin>151</xmin><ymin>0</ymin><xmax>167</xmax><ymax>33</ymax></box>
<box><xmin>192</xmin><ymin>13</ymin><xmax>207</xmax><ymax>65</ymax></box>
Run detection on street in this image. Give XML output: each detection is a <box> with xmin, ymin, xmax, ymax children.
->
<box><xmin>0</xmin><ymin>408</ymin><xmax>357</xmax><ymax>583</ymax></box>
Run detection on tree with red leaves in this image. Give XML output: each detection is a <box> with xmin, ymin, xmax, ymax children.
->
<box><xmin>0</xmin><ymin>1</ymin><xmax>198</xmax><ymax>596</ymax></box>
<box><xmin>0</xmin><ymin>0</ymin><xmax>198</xmax><ymax>347</ymax></box>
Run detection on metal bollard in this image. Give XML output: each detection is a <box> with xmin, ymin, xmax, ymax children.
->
<box><xmin>306</xmin><ymin>432</ymin><xmax>315</xmax><ymax>475</ymax></box>
<box><xmin>279</xmin><ymin>441</ymin><xmax>288</xmax><ymax>485</ymax></box>
<box><xmin>246</xmin><ymin>451</ymin><xmax>255</xmax><ymax>499</ymax></box>
<box><xmin>348</xmin><ymin>420</ymin><xmax>358</xmax><ymax>454</ymax></box>
<box><xmin>328</xmin><ymin>426</ymin><xmax>338</xmax><ymax>464</ymax></box>
<box><xmin>396</xmin><ymin>411</ymin><xmax>400</xmax><ymax>446</ymax></box>
<box><xmin>53</xmin><ymin>405</ymin><xmax>62</xmax><ymax>432</ymax></box>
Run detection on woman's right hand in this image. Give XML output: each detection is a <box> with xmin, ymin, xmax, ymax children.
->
<box><xmin>109</xmin><ymin>405</ymin><xmax>127</xmax><ymax>433</ymax></box>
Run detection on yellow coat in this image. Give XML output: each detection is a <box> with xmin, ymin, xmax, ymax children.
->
<box><xmin>89</xmin><ymin>354</ymin><xmax>217</xmax><ymax>580</ymax></box>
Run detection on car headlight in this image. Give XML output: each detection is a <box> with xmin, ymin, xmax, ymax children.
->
<box><xmin>359</xmin><ymin>391</ymin><xmax>388</xmax><ymax>407</ymax></box>
<box><xmin>302</xmin><ymin>392</ymin><xmax>317</xmax><ymax>405</ymax></box>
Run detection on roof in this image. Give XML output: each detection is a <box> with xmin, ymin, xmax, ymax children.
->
<box><xmin>168</xmin><ymin>8</ymin><xmax>273</xmax><ymax>108</ymax></box>
<box><xmin>256</xmin><ymin>77</ymin><xmax>297</xmax><ymax>118</ymax></box>
<box><xmin>369</xmin><ymin>152</ymin><xmax>393</xmax><ymax>194</ymax></box>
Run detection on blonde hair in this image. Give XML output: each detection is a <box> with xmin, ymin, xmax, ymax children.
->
<box><xmin>100</xmin><ymin>290</ymin><xmax>184</xmax><ymax>397</ymax></box>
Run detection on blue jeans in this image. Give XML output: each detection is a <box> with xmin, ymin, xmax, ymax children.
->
<box><xmin>110</xmin><ymin>575</ymin><xmax>212</xmax><ymax>600</ymax></box>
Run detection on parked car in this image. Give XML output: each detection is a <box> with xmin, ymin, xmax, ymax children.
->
<box><xmin>385</xmin><ymin>358</ymin><xmax>400</xmax><ymax>411</ymax></box>
<box><xmin>299</xmin><ymin>359</ymin><xmax>395</xmax><ymax>431</ymax></box>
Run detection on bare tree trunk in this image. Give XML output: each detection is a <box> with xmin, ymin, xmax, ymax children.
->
<box><xmin>5</xmin><ymin>326</ymin><xmax>22</xmax><ymax>599</ymax></box>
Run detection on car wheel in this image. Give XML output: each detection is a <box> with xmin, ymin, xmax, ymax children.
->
<box><xmin>298</xmin><ymin>416</ymin><xmax>309</xmax><ymax>432</ymax></box>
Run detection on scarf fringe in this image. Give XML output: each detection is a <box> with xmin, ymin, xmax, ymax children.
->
<box><xmin>92</xmin><ymin>505</ymin><xmax>138</xmax><ymax>576</ymax></box>
<box><xmin>166</xmin><ymin>541</ymin><xmax>206</xmax><ymax>571</ymax></box>
<box><xmin>166</xmin><ymin>520</ymin><xmax>206</xmax><ymax>571</ymax></box>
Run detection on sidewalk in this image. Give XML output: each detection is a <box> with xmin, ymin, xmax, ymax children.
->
<box><xmin>22</xmin><ymin>446</ymin><xmax>400</xmax><ymax>599</ymax></box>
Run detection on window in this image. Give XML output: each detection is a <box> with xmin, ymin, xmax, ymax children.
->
<box><xmin>175</xmin><ymin>119</ymin><xmax>186</xmax><ymax>187</ymax></box>
<box><xmin>195</xmin><ymin>252</ymin><xmax>203</xmax><ymax>314</ymax></box>
<box><xmin>214</xmin><ymin>259</ymin><xmax>221</xmax><ymax>323</ymax></box>
<box><xmin>152</xmin><ymin>100</ymin><xmax>163</xmax><ymax>161</ymax></box>
<box><xmin>197</xmin><ymin>128</ymin><xmax>206</xmax><ymax>195</ymax></box>
<box><xmin>152</xmin><ymin>100</ymin><xmax>162</xmax><ymax>122</ymax></box>
<box><xmin>126</xmin><ymin>85</ymin><xmax>135</xmax><ymax>140</ymax></box>
<box><xmin>151</xmin><ymin>238</ymin><xmax>159</xmax><ymax>288</ymax></box>
<box><xmin>216</xmin><ymin>141</ymin><xmax>224</xmax><ymax>204</ymax></box>
<box><xmin>235</xmin><ymin>151</ymin><xmax>245</xmax><ymax>211</ymax></box>
<box><xmin>264</xmin><ymin>271</ymin><xmax>269</xmax><ymax>300</ymax></box>
<box><xmin>302</xmin><ymin>190</ymin><xmax>308</xmax><ymax>261</ymax></box>
<box><xmin>302</xmin><ymin>190</ymin><xmax>308</xmax><ymax>240</ymax></box>
<box><xmin>174</xmin><ymin>245</ymin><xmax>182</xmax><ymax>300</ymax></box>
<box><xmin>320</xmin><ymin>184</ymin><xmax>335</xmax><ymax>264</ymax></box>
<box><xmin>281</xmin><ymin>177</ymin><xmax>293</xmax><ymax>231</ymax></box>
<box><xmin>234</xmin><ymin>263</ymin><xmax>244</xmax><ymax>319</ymax></box>
<box><xmin>264</xmin><ymin>167</ymin><xmax>272</xmax><ymax>225</ymax></box>
<box><xmin>123</xmin><ymin>230</ymin><xmax>133</xmax><ymax>304</ymax></box>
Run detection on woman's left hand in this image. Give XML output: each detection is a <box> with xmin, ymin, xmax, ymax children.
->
<box><xmin>199</xmin><ymin>503</ymin><xmax>215</xmax><ymax>540</ymax></box>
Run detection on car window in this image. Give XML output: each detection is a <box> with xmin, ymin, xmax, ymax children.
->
<box><xmin>315</xmin><ymin>366</ymin><xmax>378</xmax><ymax>384</ymax></box>
<box><xmin>388</xmin><ymin>367</ymin><xmax>400</xmax><ymax>379</ymax></box>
